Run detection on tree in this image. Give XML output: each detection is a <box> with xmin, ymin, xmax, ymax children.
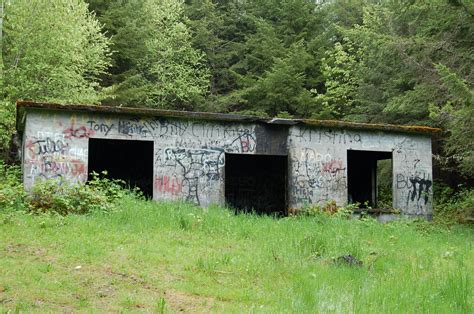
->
<box><xmin>315</xmin><ymin>40</ymin><xmax>360</xmax><ymax>119</ymax></box>
<box><xmin>90</xmin><ymin>0</ymin><xmax>210</xmax><ymax>110</ymax></box>
<box><xmin>139</xmin><ymin>0</ymin><xmax>210</xmax><ymax>109</ymax></box>
<box><xmin>1</xmin><ymin>0</ymin><xmax>111</xmax><ymax>155</ymax></box>
<box><xmin>338</xmin><ymin>0</ymin><xmax>474</xmax><ymax>178</ymax></box>
<box><xmin>240</xmin><ymin>41</ymin><xmax>316</xmax><ymax>117</ymax></box>
<box><xmin>431</xmin><ymin>64</ymin><xmax>474</xmax><ymax>177</ymax></box>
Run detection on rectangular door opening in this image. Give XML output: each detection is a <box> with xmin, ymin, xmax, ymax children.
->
<box><xmin>88</xmin><ymin>138</ymin><xmax>154</xmax><ymax>198</ymax></box>
<box><xmin>225</xmin><ymin>153</ymin><xmax>287</xmax><ymax>216</ymax></box>
<box><xmin>347</xmin><ymin>150</ymin><xmax>392</xmax><ymax>208</ymax></box>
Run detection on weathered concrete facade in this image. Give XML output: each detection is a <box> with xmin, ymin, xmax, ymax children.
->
<box><xmin>17</xmin><ymin>101</ymin><xmax>439</xmax><ymax>218</ymax></box>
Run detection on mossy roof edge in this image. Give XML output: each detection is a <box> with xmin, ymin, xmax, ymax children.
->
<box><xmin>16</xmin><ymin>100</ymin><xmax>441</xmax><ymax>135</ymax></box>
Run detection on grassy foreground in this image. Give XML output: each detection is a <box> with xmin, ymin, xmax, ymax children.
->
<box><xmin>1</xmin><ymin>196</ymin><xmax>472</xmax><ymax>313</ymax></box>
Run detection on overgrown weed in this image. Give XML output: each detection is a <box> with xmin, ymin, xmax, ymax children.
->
<box><xmin>26</xmin><ymin>172</ymin><xmax>135</xmax><ymax>215</ymax></box>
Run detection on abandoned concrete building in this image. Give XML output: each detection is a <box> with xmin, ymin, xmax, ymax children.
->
<box><xmin>16</xmin><ymin>101</ymin><xmax>440</xmax><ymax>219</ymax></box>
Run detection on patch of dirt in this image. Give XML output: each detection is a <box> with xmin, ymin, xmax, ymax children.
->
<box><xmin>5</xmin><ymin>243</ymin><xmax>48</xmax><ymax>257</ymax></box>
<box><xmin>105</xmin><ymin>268</ymin><xmax>158</xmax><ymax>291</ymax></box>
<box><xmin>103</xmin><ymin>267</ymin><xmax>216</xmax><ymax>312</ymax></box>
<box><xmin>163</xmin><ymin>289</ymin><xmax>216</xmax><ymax>313</ymax></box>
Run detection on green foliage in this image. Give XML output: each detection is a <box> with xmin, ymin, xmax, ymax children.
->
<box><xmin>0</xmin><ymin>100</ymin><xmax>16</xmax><ymax>155</ymax></box>
<box><xmin>230</xmin><ymin>109</ymin><xmax>270</xmax><ymax>118</ymax></box>
<box><xmin>242</xmin><ymin>41</ymin><xmax>316</xmax><ymax>117</ymax></box>
<box><xmin>139</xmin><ymin>0</ymin><xmax>211</xmax><ymax>109</ymax></box>
<box><xmin>275</xmin><ymin>111</ymin><xmax>294</xmax><ymax>119</ymax></box>
<box><xmin>434</xmin><ymin>184</ymin><xmax>474</xmax><ymax>225</ymax></box>
<box><xmin>315</xmin><ymin>40</ymin><xmax>360</xmax><ymax>119</ymax></box>
<box><xmin>430</xmin><ymin>64</ymin><xmax>474</xmax><ymax>177</ymax></box>
<box><xmin>2</xmin><ymin>0</ymin><xmax>111</xmax><ymax>103</ymax></box>
<box><xmin>26</xmin><ymin>172</ymin><xmax>132</xmax><ymax>216</ymax></box>
<box><xmin>1</xmin><ymin>0</ymin><xmax>111</xmax><ymax>155</ymax></box>
<box><xmin>92</xmin><ymin>0</ymin><xmax>210</xmax><ymax>109</ymax></box>
<box><xmin>0</xmin><ymin>161</ymin><xmax>26</xmax><ymax>211</ymax></box>
<box><xmin>298</xmin><ymin>201</ymin><xmax>357</xmax><ymax>219</ymax></box>
<box><xmin>377</xmin><ymin>159</ymin><xmax>393</xmax><ymax>209</ymax></box>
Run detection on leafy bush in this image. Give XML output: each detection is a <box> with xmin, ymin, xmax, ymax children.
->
<box><xmin>26</xmin><ymin>172</ymin><xmax>137</xmax><ymax>216</ymax></box>
<box><xmin>298</xmin><ymin>201</ymin><xmax>355</xmax><ymax>218</ymax></box>
<box><xmin>0</xmin><ymin>161</ymin><xmax>27</xmax><ymax>211</ymax></box>
<box><xmin>434</xmin><ymin>184</ymin><xmax>474</xmax><ymax>225</ymax></box>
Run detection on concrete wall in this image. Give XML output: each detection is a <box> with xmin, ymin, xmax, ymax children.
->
<box><xmin>22</xmin><ymin>109</ymin><xmax>433</xmax><ymax>217</ymax></box>
<box><xmin>287</xmin><ymin>126</ymin><xmax>433</xmax><ymax>217</ymax></box>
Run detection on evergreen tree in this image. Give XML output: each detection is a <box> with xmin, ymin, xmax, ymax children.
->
<box><xmin>88</xmin><ymin>0</ymin><xmax>210</xmax><ymax>109</ymax></box>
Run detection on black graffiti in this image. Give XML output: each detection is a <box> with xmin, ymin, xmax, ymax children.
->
<box><xmin>118</xmin><ymin>120</ymin><xmax>149</xmax><ymax>136</ymax></box>
<box><xmin>161</xmin><ymin>147</ymin><xmax>225</xmax><ymax>205</ymax></box>
<box><xmin>290</xmin><ymin>149</ymin><xmax>347</xmax><ymax>206</ymax></box>
<box><xmin>396</xmin><ymin>173</ymin><xmax>432</xmax><ymax>205</ymax></box>
<box><xmin>155</xmin><ymin>127</ymin><xmax>256</xmax><ymax>205</ymax></box>
<box><xmin>409</xmin><ymin>177</ymin><xmax>432</xmax><ymax>205</ymax></box>
<box><xmin>228</xmin><ymin>130</ymin><xmax>255</xmax><ymax>153</ymax></box>
<box><xmin>32</xmin><ymin>138</ymin><xmax>67</xmax><ymax>155</ymax></box>
<box><xmin>141</xmin><ymin>119</ymin><xmax>189</xmax><ymax>137</ymax></box>
<box><xmin>87</xmin><ymin>121</ymin><xmax>114</xmax><ymax>136</ymax></box>
<box><xmin>295</xmin><ymin>128</ymin><xmax>362</xmax><ymax>144</ymax></box>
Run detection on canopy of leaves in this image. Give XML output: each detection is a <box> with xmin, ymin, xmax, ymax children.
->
<box><xmin>90</xmin><ymin>0</ymin><xmax>210</xmax><ymax>110</ymax></box>
<box><xmin>1</xmin><ymin>0</ymin><xmax>111</xmax><ymax>157</ymax></box>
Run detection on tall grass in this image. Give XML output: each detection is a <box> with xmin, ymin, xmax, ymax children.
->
<box><xmin>1</xmin><ymin>195</ymin><xmax>472</xmax><ymax>312</ymax></box>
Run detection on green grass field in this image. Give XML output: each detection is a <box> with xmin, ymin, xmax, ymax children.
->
<box><xmin>1</xmin><ymin>196</ymin><xmax>472</xmax><ymax>313</ymax></box>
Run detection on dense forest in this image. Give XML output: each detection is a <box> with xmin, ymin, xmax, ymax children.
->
<box><xmin>1</xmin><ymin>0</ymin><xmax>473</xmax><ymax>187</ymax></box>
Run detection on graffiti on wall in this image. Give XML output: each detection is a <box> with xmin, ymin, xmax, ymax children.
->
<box><xmin>156</xmin><ymin>147</ymin><xmax>225</xmax><ymax>204</ymax></box>
<box><xmin>154</xmin><ymin>175</ymin><xmax>183</xmax><ymax>195</ymax></box>
<box><xmin>396</xmin><ymin>173</ymin><xmax>432</xmax><ymax>206</ymax></box>
<box><xmin>25</xmin><ymin>132</ymin><xmax>88</xmax><ymax>184</ymax></box>
<box><xmin>86</xmin><ymin>116</ymin><xmax>258</xmax><ymax>145</ymax></box>
<box><xmin>293</xmin><ymin>128</ymin><xmax>362</xmax><ymax>145</ymax></box>
<box><xmin>394</xmin><ymin>142</ymin><xmax>433</xmax><ymax>212</ymax></box>
<box><xmin>154</xmin><ymin>127</ymin><xmax>256</xmax><ymax>205</ymax></box>
<box><xmin>291</xmin><ymin>148</ymin><xmax>346</xmax><ymax>204</ymax></box>
<box><xmin>27</xmin><ymin>112</ymin><xmax>259</xmax><ymax>205</ymax></box>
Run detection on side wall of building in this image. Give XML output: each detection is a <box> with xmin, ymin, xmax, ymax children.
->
<box><xmin>22</xmin><ymin>110</ymin><xmax>433</xmax><ymax>217</ymax></box>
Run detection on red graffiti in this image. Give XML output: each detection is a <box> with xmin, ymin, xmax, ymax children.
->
<box><xmin>240</xmin><ymin>137</ymin><xmax>250</xmax><ymax>152</ymax></box>
<box><xmin>25</xmin><ymin>139</ymin><xmax>36</xmax><ymax>157</ymax></box>
<box><xmin>155</xmin><ymin>176</ymin><xmax>182</xmax><ymax>195</ymax></box>
<box><xmin>63</xmin><ymin>125</ymin><xmax>95</xmax><ymax>139</ymax></box>
<box><xmin>322</xmin><ymin>159</ymin><xmax>344</xmax><ymax>173</ymax></box>
<box><xmin>239</xmin><ymin>133</ymin><xmax>255</xmax><ymax>153</ymax></box>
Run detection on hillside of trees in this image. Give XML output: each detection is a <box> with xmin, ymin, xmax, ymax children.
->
<box><xmin>1</xmin><ymin>0</ymin><xmax>473</xmax><ymax>185</ymax></box>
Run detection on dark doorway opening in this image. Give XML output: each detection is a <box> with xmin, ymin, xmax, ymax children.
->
<box><xmin>225</xmin><ymin>153</ymin><xmax>287</xmax><ymax>215</ymax></box>
<box><xmin>347</xmin><ymin>150</ymin><xmax>392</xmax><ymax>208</ymax></box>
<box><xmin>88</xmin><ymin>138</ymin><xmax>153</xmax><ymax>198</ymax></box>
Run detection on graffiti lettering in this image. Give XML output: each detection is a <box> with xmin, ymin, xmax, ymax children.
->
<box><xmin>87</xmin><ymin>121</ymin><xmax>114</xmax><ymax>135</ymax></box>
<box><xmin>63</xmin><ymin>125</ymin><xmax>95</xmax><ymax>139</ymax></box>
<box><xmin>31</xmin><ymin>138</ymin><xmax>68</xmax><ymax>155</ymax></box>
<box><xmin>154</xmin><ymin>176</ymin><xmax>183</xmax><ymax>195</ymax></box>
<box><xmin>294</xmin><ymin>129</ymin><xmax>362</xmax><ymax>144</ymax></box>
<box><xmin>118</xmin><ymin>120</ymin><xmax>149</xmax><ymax>136</ymax></box>
<box><xmin>396</xmin><ymin>173</ymin><xmax>432</xmax><ymax>206</ymax></box>
<box><xmin>291</xmin><ymin>148</ymin><xmax>346</xmax><ymax>205</ymax></box>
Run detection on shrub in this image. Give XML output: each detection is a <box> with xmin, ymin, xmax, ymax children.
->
<box><xmin>298</xmin><ymin>201</ymin><xmax>355</xmax><ymax>218</ymax></box>
<box><xmin>26</xmin><ymin>172</ymin><xmax>136</xmax><ymax>215</ymax></box>
<box><xmin>0</xmin><ymin>161</ymin><xmax>27</xmax><ymax>211</ymax></box>
<box><xmin>434</xmin><ymin>185</ymin><xmax>474</xmax><ymax>225</ymax></box>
